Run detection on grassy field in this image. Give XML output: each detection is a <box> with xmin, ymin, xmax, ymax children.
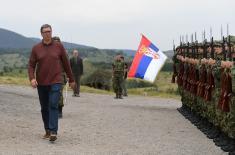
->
<box><xmin>0</xmin><ymin>71</ymin><xmax>180</xmax><ymax>99</ymax></box>
<box><xmin>128</xmin><ymin>71</ymin><xmax>179</xmax><ymax>99</ymax></box>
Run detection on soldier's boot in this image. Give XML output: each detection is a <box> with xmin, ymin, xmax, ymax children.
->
<box><xmin>181</xmin><ymin>106</ymin><xmax>191</xmax><ymax>116</ymax></box>
<box><xmin>58</xmin><ymin>106</ymin><xmax>63</xmax><ymax>119</ymax></box>
<box><xmin>207</xmin><ymin>127</ymin><xmax>220</xmax><ymax>139</ymax></box>
<box><xmin>190</xmin><ymin>113</ymin><xmax>199</xmax><ymax>123</ymax></box>
<box><xmin>202</xmin><ymin>123</ymin><xmax>213</xmax><ymax>134</ymax></box>
<box><xmin>177</xmin><ymin>106</ymin><xmax>183</xmax><ymax>113</ymax></box>
<box><xmin>194</xmin><ymin>119</ymin><xmax>203</xmax><ymax>126</ymax></box>
<box><xmin>114</xmin><ymin>93</ymin><xmax>118</xmax><ymax>99</ymax></box>
<box><xmin>118</xmin><ymin>94</ymin><xmax>123</xmax><ymax>99</ymax></box>
<box><xmin>192</xmin><ymin>114</ymin><xmax>202</xmax><ymax>124</ymax></box>
<box><xmin>218</xmin><ymin>136</ymin><xmax>231</xmax><ymax>147</ymax></box>
<box><xmin>177</xmin><ymin>104</ymin><xmax>185</xmax><ymax>113</ymax></box>
<box><xmin>197</xmin><ymin>118</ymin><xmax>207</xmax><ymax>130</ymax></box>
<box><xmin>184</xmin><ymin>110</ymin><xmax>193</xmax><ymax>119</ymax></box>
<box><xmin>221</xmin><ymin>139</ymin><xmax>235</xmax><ymax>152</ymax></box>
<box><xmin>123</xmin><ymin>92</ymin><xmax>128</xmax><ymax>96</ymax></box>
<box><xmin>214</xmin><ymin>132</ymin><xmax>227</xmax><ymax>146</ymax></box>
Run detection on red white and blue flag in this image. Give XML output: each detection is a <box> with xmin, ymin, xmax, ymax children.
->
<box><xmin>128</xmin><ymin>35</ymin><xmax>167</xmax><ymax>82</ymax></box>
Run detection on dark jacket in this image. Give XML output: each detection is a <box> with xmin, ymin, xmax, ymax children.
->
<box><xmin>70</xmin><ymin>56</ymin><xmax>83</xmax><ymax>76</ymax></box>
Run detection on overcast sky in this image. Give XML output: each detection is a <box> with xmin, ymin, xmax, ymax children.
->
<box><xmin>0</xmin><ymin>0</ymin><xmax>234</xmax><ymax>50</ymax></box>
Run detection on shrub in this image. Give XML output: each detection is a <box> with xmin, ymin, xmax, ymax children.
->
<box><xmin>82</xmin><ymin>69</ymin><xmax>112</xmax><ymax>90</ymax></box>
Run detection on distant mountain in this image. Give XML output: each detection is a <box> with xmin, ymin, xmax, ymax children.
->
<box><xmin>0</xmin><ymin>28</ymin><xmax>95</xmax><ymax>49</ymax></box>
<box><xmin>0</xmin><ymin>27</ymin><xmax>172</xmax><ymax>59</ymax></box>
<box><xmin>107</xmin><ymin>49</ymin><xmax>135</xmax><ymax>57</ymax></box>
<box><xmin>0</xmin><ymin>28</ymin><xmax>36</xmax><ymax>49</ymax></box>
<box><xmin>105</xmin><ymin>49</ymin><xmax>173</xmax><ymax>58</ymax></box>
<box><xmin>120</xmin><ymin>49</ymin><xmax>136</xmax><ymax>57</ymax></box>
<box><xmin>29</xmin><ymin>37</ymin><xmax>96</xmax><ymax>49</ymax></box>
<box><xmin>163</xmin><ymin>50</ymin><xmax>174</xmax><ymax>59</ymax></box>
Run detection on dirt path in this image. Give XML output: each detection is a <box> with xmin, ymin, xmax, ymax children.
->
<box><xmin>0</xmin><ymin>85</ymin><xmax>226</xmax><ymax>155</ymax></box>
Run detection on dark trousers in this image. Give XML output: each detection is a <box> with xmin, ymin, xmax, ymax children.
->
<box><xmin>74</xmin><ymin>75</ymin><xmax>81</xmax><ymax>95</ymax></box>
<box><xmin>37</xmin><ymin>84</ymin><xmax>61</xmax><ymax>134</ymax></box>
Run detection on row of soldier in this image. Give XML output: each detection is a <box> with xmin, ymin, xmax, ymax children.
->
<box><xmin>172</xmin><ymin>36</ymin><xmax>235</xmax><ymax>154</ymax></box>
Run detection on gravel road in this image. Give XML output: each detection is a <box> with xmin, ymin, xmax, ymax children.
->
<box><xmin>0</xmin><ymin>85</ymin><xmax>227</xmax><ymax>155</ymax></box>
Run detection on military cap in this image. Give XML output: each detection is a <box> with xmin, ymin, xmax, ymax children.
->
<box><xmin>213</xmin><ymin>41</ymin><xmax>222</xmax><ymax>47</ymax></box>
<box><xmin>197</xmin><ymin>43</ymin><xmax>203</xmax><ymax>48</ymax></box>
<box><xmin>53</xmin><ymin>36</ymin><xmax>61</xmax><ymax>42</ymax></box>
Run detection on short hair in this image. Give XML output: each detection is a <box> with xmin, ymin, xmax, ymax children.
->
<box><xmin>73</xmin><ymin>49</ymin><xmax>78</xmax><ymax>54</ymax></box>
<box><xmin>40</xmin><ymin>24</ymin><xmax>52</xmax><ymax>33</ymax></box>
<box><xmin>52</xmin><ymin>36</ymin><xmax>61</xmax><ymax>42</ymax></box>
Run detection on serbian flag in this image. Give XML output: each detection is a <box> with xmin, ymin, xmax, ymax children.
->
<box><xmin>128</xmin><ymin>35</ymin><xmax>167</xmax><ymax>82</ymax></box>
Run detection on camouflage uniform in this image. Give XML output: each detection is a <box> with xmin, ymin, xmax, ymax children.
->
<box><xmin>213</xmin><ymin>50</ymin><xmax>224</xmax><ymax>128</ymax></box>
<box><xmin>177</xmin><ymin>58</ymin><xmax>184</xmax><ymax>106</ymax></box>
<box><xmin>227</xmin><ymin>64</ymin><xmax>235</xmax><ymax>138</ymax></box>
<box><xmin>195</xmin><ymin>44</ymin><xmax>206</xmax><ymax>118</ymax></box>
<box><xmin>224</xmin><ymin>44</ymin><xmax>235</xmax><ymax>138</ymax></box>
<box><xmin>52</xmin><ymin>36</ymin><xmax>67</xmax><ymax>118</ymax></box>
<box><xmin>182</xmin><ymin>59</ymin><xmax>190</xmax><ymax>108</ymax></box>
<box><xmin>112</xmin><ymin>57</ymin><xmax>124</xmax><ymax>99</ymax></box>
<box><xmin>193</xmin><ymin>62</ymin><xmax>200</xmax><ymax>114</ymax></box>
<box><xmin>59</xmin><ymin>73</ymin><xmax>67</xmax><ymax>109</ymax></box>
<box><xmin>205</xmin><ymin>61</ymin><xmax>216</xmax><ymax>124</ymax></box>
<box><xmin>122</xmin><ymin>62</ymin><xmax>128</xmax><ymax>96</ymax></box>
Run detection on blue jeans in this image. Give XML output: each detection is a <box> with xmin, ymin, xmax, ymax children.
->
<box><xmin>37</xmin><ymin>84</ymin><xmax>62</xmax><ymax>134</ymax></box>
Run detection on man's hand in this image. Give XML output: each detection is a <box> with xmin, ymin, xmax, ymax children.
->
<box><xmin>30</xmin><ymin>79</ymin><xmax>38</xmax><ymax>88</ymax></box>
<box><xmin>69</xmin><ymin>82</ymin><xmax>76</xmax><ymax>90</ymax></box>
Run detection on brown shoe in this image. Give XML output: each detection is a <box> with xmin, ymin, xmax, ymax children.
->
<box><xmin>49</xmin><ymin>133</ymin><xmax>57</xmax><ymax>142</ymax></box>
<box><xmin>42</xmin><ymin>130</ymin><xmax>50</xmax><ymax>139</ymax></box>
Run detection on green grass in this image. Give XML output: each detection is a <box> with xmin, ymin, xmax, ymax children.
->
<box><xmin>0</xmin><ymin>75</ymin><xmax>112</xmax><ymax>95</ymax></box>
<box><xmin>128</xmin><ymin>87</ymin><xmax>180</xmax><ymax>99</ymax></box>
<box><xmin>0</xmin><ymin>76</ymin><xmax>29</xmax><ymax>85</ymax></box>
<box><xmin>0</xmin><ymin>71</ymin><xmax>180</xmax><ymax>99</ymax></box>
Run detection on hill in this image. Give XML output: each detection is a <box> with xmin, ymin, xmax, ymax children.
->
<box><xmin>0</xmin><ymin>28</ymin><xmax>96</xmax><ymax>50</ymax></box>
<box><xmin>0</xmin><ymin>28</ymin><xmax>36</xmax><ymax>49</ymax></box>
<box><xmin>29</xmin><ymin>37</ymin><xmax>95</xmax><ymax>49</ymax></box>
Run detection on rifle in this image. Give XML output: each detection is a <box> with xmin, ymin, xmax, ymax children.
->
<box><xmin>171</xmin><ymin>41</ymin><xmax>177</xmax><ymax>83</ymax></box>
<box><xmin>222</xmin><ymin>37</ymin><xmax>226</xmax><ymax>60</ymax></box>
<box><xmin>211</xmin><ymin>37</ymin><xmax>215</xmax><ymax>59</ymax></box>
<box><xmin>228</xmin><ymin>35</ymin><xmax>232</xmax><ymax>61</ymax></box>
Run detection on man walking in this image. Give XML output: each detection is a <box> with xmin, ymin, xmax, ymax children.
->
<box><xmin>28</xmin><ymin>24</ymin><xmax>75</xmax><ymax>142</ymax></box>
<box><xmin>70</xmin><ymin>50</ymin><xmax>83</xmax><ymax>97</ymax></box>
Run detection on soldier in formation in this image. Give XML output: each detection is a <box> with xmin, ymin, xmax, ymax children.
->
<box><xmin>172</xmin><ymin>35</ymin><xmax>235</xmax><ymax>154</ymax></box>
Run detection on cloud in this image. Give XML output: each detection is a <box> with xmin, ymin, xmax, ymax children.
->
<box><xmin>0</xmin><ymin>0</ymin><xmax>235</xmax><ymax>50</ymax></box>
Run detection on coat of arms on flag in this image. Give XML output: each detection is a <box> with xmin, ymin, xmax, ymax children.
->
<box><xmin>128</xmin><ymin>35</ymin><xmax>167</xmax><ymax>83</ymax></box>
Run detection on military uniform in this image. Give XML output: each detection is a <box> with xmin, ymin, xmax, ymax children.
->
<box><xmin>122</xmin><ymin>63</ymin><xmax>128</xmax><ymax>96</ymax></box>
<box><xmin>112</xmin><ymin>56</ymin><xmax>124</xmax><ymax>99</ymax></box>
<box><xmin>52</xmin><ymin>36</ymin><xmax>67</xmax><ymax>118</ymax></box>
